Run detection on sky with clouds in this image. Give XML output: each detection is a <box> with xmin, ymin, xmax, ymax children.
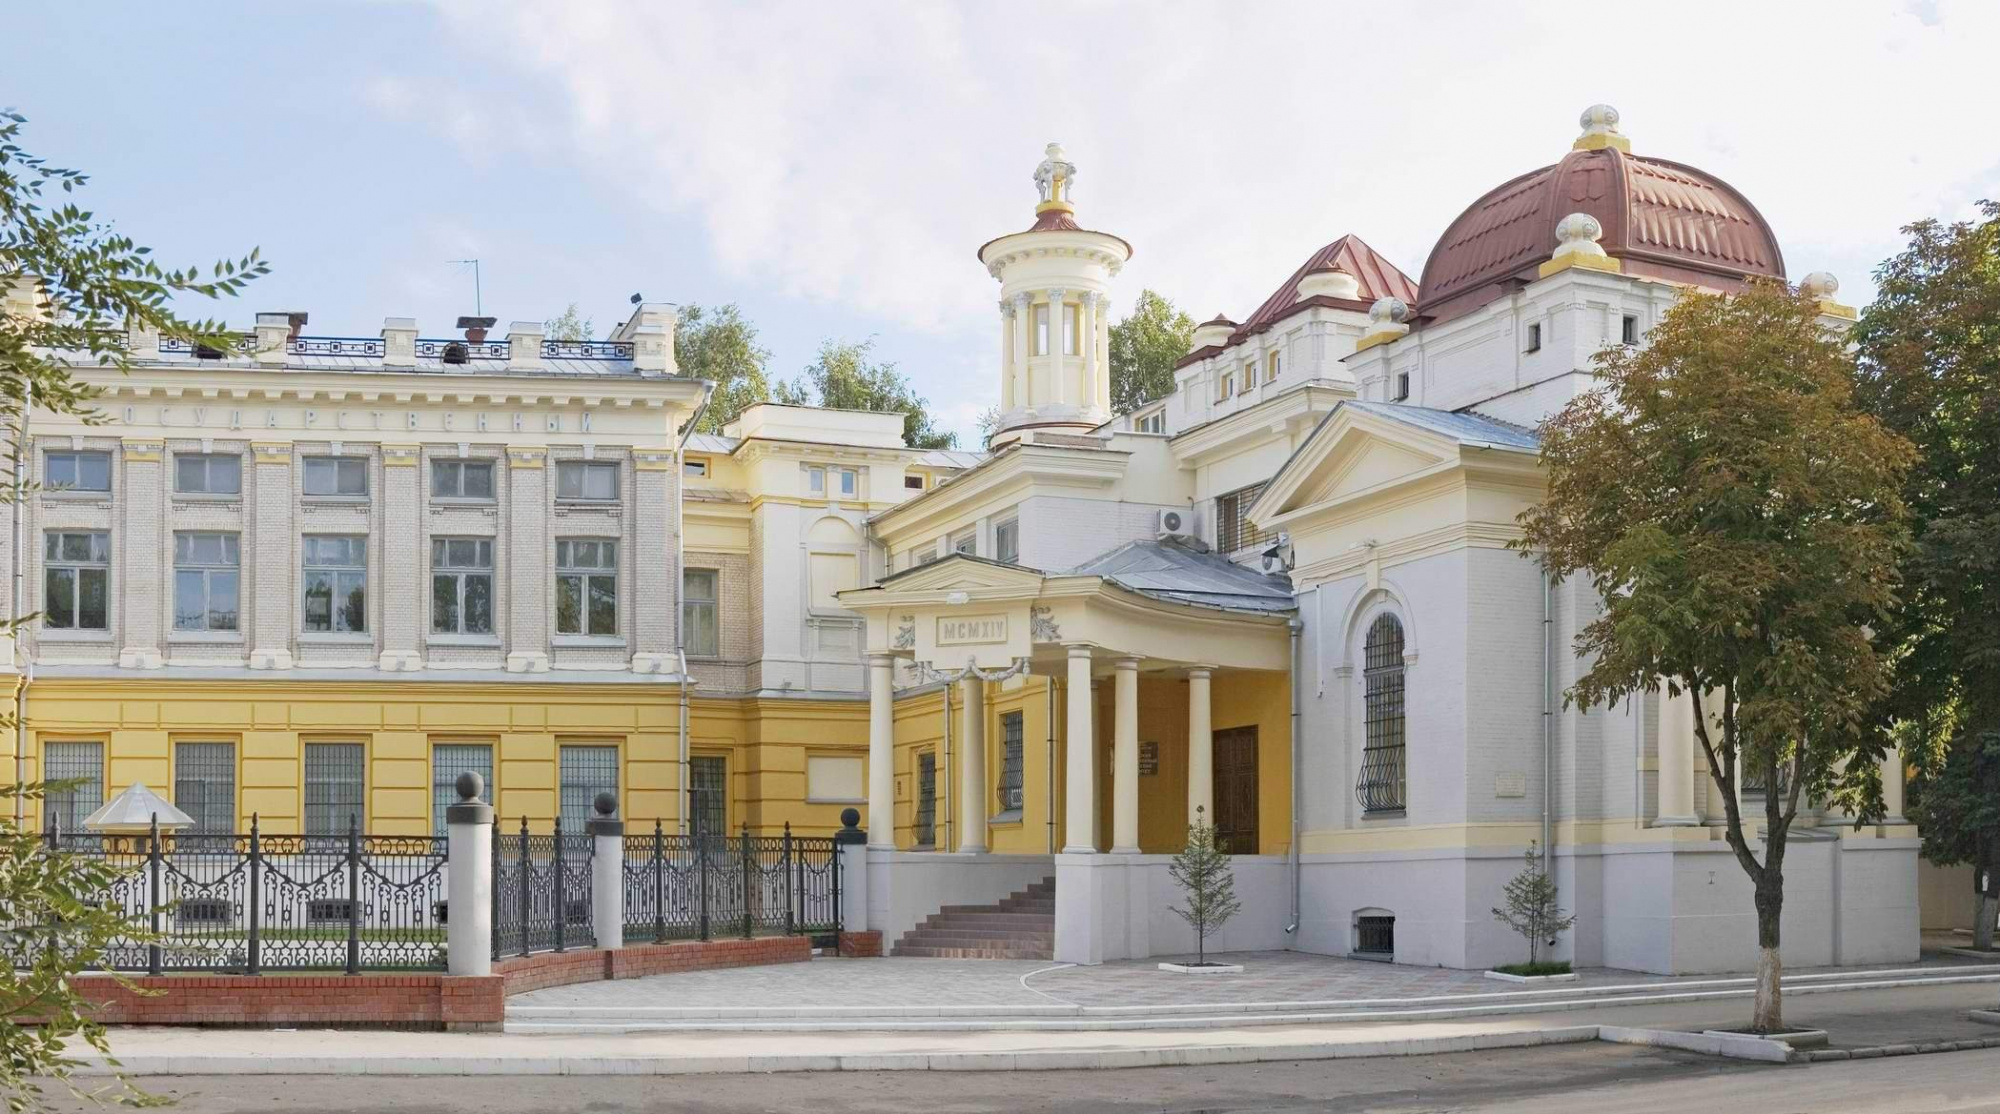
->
<box><xmin>16</xmin><ymin>1</ymin><xmax>1998</xmax><ymax>446</ymax></box>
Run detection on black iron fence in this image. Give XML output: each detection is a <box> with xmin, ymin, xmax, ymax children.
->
<box><xmin>622</xmin><ymin>822</ymin><xmax>840</xmax><ymax>944</ymax></box>
<box><xmin>491</xmin><ymin>818</ymin><xmax>595</xmax><ymax>959</ymax></box>
<box><xmin>41</xmin><ymin>817</ymin><xmax>447</xmax><ymax>973</ymax></box>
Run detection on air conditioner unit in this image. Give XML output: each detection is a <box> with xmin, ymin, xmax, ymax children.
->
<box><xmin>1157</xmin><ymin>507</ymin><xmax>1195</xmax><ymax>541</ymax></box>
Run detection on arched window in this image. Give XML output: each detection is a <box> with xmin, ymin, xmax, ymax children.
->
<box><xmin>1357</xmin><ymin>613</ymin><xmax>1407</xmax><ymax>814</ymax></box>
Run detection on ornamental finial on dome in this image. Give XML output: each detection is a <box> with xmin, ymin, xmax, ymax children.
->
<box><xmin>1034</xmin><ymin>142</ymin><xmax>1077</xmax><ymax>215</ymax></box>
<box><xmin>1574</xmin><ymin>104</ymin><xmax>1630</xmax><ymax>153</ymax></box>
<box><xmin>1801</xmin><ymin>271</ymin><xmax>1857</xmax><ymax>321</ymax></box>
<box><xmin>1355</xmin><ymin>296</ymin><xmax>1411</xmax><ymax>353</ymax></box>
<box><xmin>1539</xmin><ymin>212</ymin><xmax>1623</xmax><ymax>278</ymax></box>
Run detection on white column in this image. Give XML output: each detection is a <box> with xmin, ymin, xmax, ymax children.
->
<box><xmin>1187</xmin><ymin>668</ymin><xmax>1213</xmax><ymax>829</ymax></box>
<box><xmin>867</xmin><ymin>654</ymin><xmax>896</xmax><ymax>849</ymax></box>
<box><xmin>1063</xmin><ymin>644</ymin><xmax>1098</xmax><ymax>853</ymax></box>
<box><xmin>957</xmin><ymin>675</ymin><xmax>988</xmax><ymax>853</ymax></box>
<box><xmin>1111</xmin><ymin>658</ymin><xmax>1140</xmax><ymax>854</ymax></box>
<box><xmin>1081</xmin><ymin>292</ymin><xmax>1099</xmax><ymax>414</ymax></box>
<box><xmin>1096</xmin><ymin>293</ymin><xmax>1114</xmax><ymax>413</ymax></box>
<box><xmin>998</xmin><ymin>300</ymin><xmax>1016</xmax><ymax>414</ymax></box>
<box><xmin>444</xmin><ymin>772</ymin><xmax>494</xmax><ymax>977</ymax></box>
<box><xmin>1012</xmin><ymin>292</ymin><xmax>1032</xmax><ymax>410</ymax></box>
<box><xmin>1879</xmin><ymin>744</ymin><xmax>1906</xmax><ymax>823</ymax></box>
<box><xmin>1048</xmin><ymin>288</ymin><xmax>1068</xmax><ymax>406</ymax></box>
<box><xmin>587</xmin><ymin>794</ymin><xmax>623</xmax><ymax>951</ymax></box>
<box><xmin>1656</xmin><ymin>686</ymin><xmax>1698</xmax><ymax>825</ymax></box>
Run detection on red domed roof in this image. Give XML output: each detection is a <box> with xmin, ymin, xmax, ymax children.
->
<box><xmin>1417</xmin><ymin>144</ymin><xmax>1784</xmax><ymax>325</ymax></box>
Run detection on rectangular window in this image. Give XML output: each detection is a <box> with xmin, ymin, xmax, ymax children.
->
<box><xmin>44</xmin><ymin>450</ymin><xmax>110</xmax><ymax>493</ymax></box>
<box><xmin>950</xmin><ymin>527</ymin><xmax>976</xmax><ymax>556</ymax></box>
<box><xmin>1240</xmin><ymin>362</ymin><xmax>1256</xmax><ymax>394</ymax></box>
<box><xmin>430</xmin><ymin>459</ymin><xmax>494</xmax><ymax>500</ymax></box>
<box><xmin>1621</xmin><ymin>314</ymin><xmax>1639</xmax><ymax>345</ymax></box>
<box><xmin>1526</xmin><ymin>322</ymin><xmax>1542</xmax><ymax>353</ymax></box>
<box><xmin>303</xmin><ymin>535</ymin><xmax>368</xmax><ymax>633</ymax></box>
<box><xmin>558</xmin><ymin>745</ymin><xmax>619</xmax><ymax>830</ymax></box>
<box><xmin>904</xmin><ymin>474</ymin><xmax>924</xmax><ymax>490</ymax></box>
<box><xmin>1216</xmin><ymin>482</ymin><xmax>1275</xmax><ymax>554</ymax></box>
<box><xmin>1267</xmin><ymin>350</ymin><xmax>1282</xmax><ymax>383</ymax></box>
<box><xmin>806</xmin><ymin>466</ymin><xmax>825</xmax><ymax>495</ymax></box>
<box><xmin>43</xmin><ymin>741</ymin><xmax>104</xmax><ymax>833</ymax></box>
<box><xmin>303</xmin><ymin>742</ymin><xmax>365</xmax><ymax>836</ymax></box>
<box><xmin>302</xmin><ymin>456</ymin><xmax>367</xmax><ymax>497</ymax></box>
<box><xmin>174</xmin><ymin>453</ymin><xmax>242</xmax><ymax>495</ymax></box>
<box><xmin>1217</xmin><ymin>371</ymin><xmax>1234</xmax><ymax>401</ymax></box>
<box><xmin>432</xmin><ymin>743</ymin><xmax>493</xmax><ymax>837</ymax></box>
<box><xmin>555</xmin><ymin>538</ymin><xmax>618</xmax><ymax>635</ymax></box>
<box><xmin>997</xmin><ymin>711</ymin><xmax>1024</xmax><ymax>814</ymax></box>
<box><xmin>42</xmin><ymin>531</ymin><xmax>109</xmax><ymax>630</ymax></box>
<box><xmin>914</xmin><ymin>752</ymin><xmax>937</xmax><ymax>848</ymax></box>
<box><xmin>840</xmin><ymin>468</ymin><xmax>857</xmax><ymax>497</ymax></box>
<box><xmin>683</xmin><ymin>568</ymin><xmax>719</xmax><ymax>656</ymax></box>
<box><xmin>431</xmin><ymin>537</ymin><xmax>494</xmax><ymax>635</ymax></box>
<box><xmin>174</xmin><ymin>741</ymin><xmax>236</xmax><ymax>843</ymax></box>
<box><xmin>689</xmin><ymin>755</ymin><xmax>727</xmax><ymax>838</ymax></box>
<box><xmin>994</xmin><ymin>518</ymin><xmax>1020</xmax><ymax>565</ymax></box>
<box><xmin>683</xmin><ymin>457</ymin><xmax>709</xmax><ymax>478</ymax></box>
<box><xmin>1394</xmin><ymin>371</ymin><xmax>1410</xmax><ymax>402</ymax></box>
<box><xmin>1062</xmin><ymin>302</ymin><xmax>1080</xmax><ymax>355</ymax></box>
<box><xmin>172</xmin><ymin>532</ymin><xmax>240</xmax><ymax>631</ymax></box>
<box><xmin>1033</xmin><ymin>303</ymin><xmax>1051</xmax><ymax>356</ymax></box>
<box><xmin>1136</xmin><ymin>410</ymin><xmax>1165</xmax><ymax>434</ymax></box>
<box><xmin>555</xmin><ymin>460</ymin><xmax>618</xmax><ymax>501</ymax></box>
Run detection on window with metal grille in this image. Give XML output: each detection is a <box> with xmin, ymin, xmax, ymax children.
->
<box><xmin>176</xmin><ymin>898</ymin><xmax>232</xmax><ymax>926</ymax></box>
<box><xmin>174</xmin><ymin>741</ymin><xmax>236</xmax><ymax>842</ymax></box>
<box><xmin>303</xmin><ymin>535</ymin><xmax>368</xmax><ymax>633</ymax></box>
<box><xmin>304</xmin><ymin>742</ymin><xmax>365</xmax><ymax>835</ymax></box>
<box><xmin>1357</xmin><ymin>614</ymin><xmax>1407</xmax><ymax>814</ymax></box>
<box><xmin>175</xmin><ymin>453</ymin><xmax>241</xmax><ymax>494</ymax></box>
<box><xmin>559</xmin><ymin>745</ymin><xmax>619</xmax><ymax>828</ymax></box>
<box><xmin>1354</xmin><ymin>913</ymin><xmax>1395</xmax><ymax>957</ymax></box>
<box><xmin>683</xmin><ymin>568</ymin><xmax>718</xmax><ymax>657</ymax></box>
<box><xmin>689</xmin><ymin>755</ymin><xmax>727</xmax><ymax>838</ymax></box>
<box><xmin>430</xmin><ymin>458</ymin><xmax>494</xmax><ymax>499</ymax></box>
<box><xmin>432</xmin><ymin>743</ymin><xmax>493</xmax><ymax>836</ymax></box>
<box><xmin>43</xmin><ymin>741</ymin><xmax>103</xmax><ymax>831</ymax></box>
<box><xmin>43</xmin><ymin>450</ymin><xmax>110</xmax><ymax>493</ymax></box>
<box><xmin>431</xmin><ymin>537</ymin><xmax>494</xmax><ymax>635</ymax></box>
<box><xmin>43</xmin><ymin>531</ymin><xmax>109</xmax><ymax>630</ymax></box>
<box><xmin>307</xmin><ymin>899</ymin><xmax>353</xmax><ymax>925</ymax></box>
<box><xmin>1215</xmin><ymin>482</ymin><xmax>1274</xmax><ymax>554</ymax></box>
<box><xmin>914</xmin><ymin>752</ymin><xmax>937</xmax><ymax>848</ymax></box>
<box><xmin>173</xmin><ymin>532</ymin><xmax>240</xmax><ymax>631</ymax></box>
<box><xmin>997</xmin><ymin>711</ymin><xmax>1025</xmax><ymax>815</ymax></box>
<box><xmin>555</xmin><ymin>538</ymin><xmax>617</xmax><ymax>635</ymax></box>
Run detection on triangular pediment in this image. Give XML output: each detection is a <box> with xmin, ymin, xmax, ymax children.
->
<box><xmin>1250</xmin><ymin>407</ymin><xmax>1459</xmax><ymax>527</ymax></box>
<box><xmin>872</xmin><ymin>554</ymin><xmax>1047</xmax><ymax>594</ymax></box>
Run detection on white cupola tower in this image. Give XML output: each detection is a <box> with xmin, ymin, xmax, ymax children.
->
<box><xmin>976</xmin><ymin>143</ymin><xmax>1132</xmax><ymax>447</ymax></box>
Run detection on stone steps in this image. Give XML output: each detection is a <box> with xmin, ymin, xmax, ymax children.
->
<box><xmin>893</xmin><ymin>876</ymin><xmax>1056</xmax><ymax>961</ymax></box>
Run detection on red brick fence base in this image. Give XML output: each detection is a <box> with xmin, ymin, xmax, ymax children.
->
<box><xmin>81</xmin><ymin>935</ymin><xmax>816</xmax><ymax>1031</ymax></box>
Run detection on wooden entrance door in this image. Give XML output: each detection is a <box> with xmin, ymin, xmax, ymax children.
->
<box><xmin>1212</xmin><ymin>726</ymin><xmax>1259</xmax><ymax>855</ymax></box>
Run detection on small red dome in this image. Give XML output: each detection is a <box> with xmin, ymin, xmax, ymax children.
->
<box><xmin>1417</xmin><ymin>145</ymin><xmax>1785</xmax><ymax>325</ymax></box>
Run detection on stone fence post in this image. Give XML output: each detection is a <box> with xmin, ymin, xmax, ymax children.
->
<box><xmin>588</xmin><ymin>792</ymin><xmax>624</xmax><ymax>951</ymax></box>
<box><xmin>445</xmin><ymin>772</ymin><xmax>494</xmax><ymax>977</ymax></box>
<box><xmin>834</xmin><ymin>807</ymin><xmax>869</xmax><ymax>934</ymax></box>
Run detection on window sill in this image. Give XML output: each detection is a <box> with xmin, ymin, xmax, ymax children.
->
<box><xmin>427</xmin><ymin>633</ymin><xmax>500</xmax><ymax>647</ymax></box>
<box><xmin>39</xmin><ymin>492</ymin><xmax>111</xmax><ymax>503</ymax></box>
<box><xmin>36</xmin><ymin>629</ymin><xmax>113</xmax><ymax>642</ymax></box>
<box><xmin>301</xmin><ymin>495</ymin><xmax>371</xmax><ymax>506</ymax></box>
<box><xmin>429</xmin><ymin>497</ymin><xmax>498</xmax><ymax>508</ymax></box>
<box><xmin>299</xmin><ymin>632</ymin><xmax>372</xmax><ymax>644</ymax></box>
<box><xmin>552</xmin><ymin>635</ymin><xmax>626</xmax><ymax>648</ymax></box>
<box><xmin>987</xmin><ymin>810</ymin><xmax>1025</xmax><ymax>826</ymax></box>
<box><xmin>554</xmin><ymin>499</ymin><xmax>622</xmax><ymax>509</ymax></box>
<box><xmin>168</xmin><ymin>630</ymin><xmax>243</xmax><ymax>643</ymax></box>
<box><xmin>172</xmin><ymin>492</ymin><xmax>243</xmax><ymax>503</ymax></box>
<box><xmin>806</xmin><ymin>797</ymin><xmax>866</xmax><ymax>806</ymax></box>
<box><xmin>1360</xmin><ymin>809</ymin><xmax>1407</xmax><ymax>821</ymax></box>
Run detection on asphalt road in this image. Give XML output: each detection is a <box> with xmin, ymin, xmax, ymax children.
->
<box><xmin>39</xmin><ymin>1043</ymin><xmax>2000</xmax><ymax>1113</ymax></box>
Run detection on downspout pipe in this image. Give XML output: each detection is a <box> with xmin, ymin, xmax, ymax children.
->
<box><xmin>1046</xmin><ymin>675</ymin><xmax>1057</xmax><ymax>855</ymax></box>
<box><xmin>1285</xmin><ymin>616</ymin><xmax>1303</xmax><ymax>937</ymax></box>
<box><xmin>12</xmin><ymin>379</ymin><xmax>29</xmax><ymax>824</ymax></box>
<box><xmin>674</xmin><ymin>381</ymin><xmax>714</xmax><ymax>835</ymax></box>
<box><xmin>1542</xmin><ymin>570</ymin><xmax>1555</xmax><ymax>884</ymax></box>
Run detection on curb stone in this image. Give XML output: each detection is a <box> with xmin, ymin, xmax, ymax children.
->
<box><xmin>1802</xmin><ymin>1036</ymin><xmax>2000</xmax><ymax>1064</ymax></box>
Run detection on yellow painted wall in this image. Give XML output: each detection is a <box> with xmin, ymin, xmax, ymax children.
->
<box><xmin>890</xmin><ymin>676</ymin><xmax>1063</xmax><ymax>854</ymax></box>
<box><xmin>1094</xmin><ymin>670</ymin><xmax>1292</xmax><ymax>855</ymax></box>
<box><xmin>15</xmin><ymin>679</ymin><xmax>869</xmax><ymax>838</ymax></box>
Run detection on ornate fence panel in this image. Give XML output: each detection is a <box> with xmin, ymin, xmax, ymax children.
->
<box><xmin>492</xmin><ymin>818</ymin><xmax>595</xmax><ymax>959</ymax></box>
<box><xmin>41</xmin><ymin>819</ymin><xmax>447</xmax><ymax>973</ymax></box>
<box><xmin>620</xmin><ymin>823</ymin><xmax>839</xmax><ymax>944</ymax></box>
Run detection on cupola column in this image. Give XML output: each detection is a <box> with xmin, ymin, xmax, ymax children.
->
<box><xmin>1048</xmin><ymin>287</ymin><xmax>1068</xmax><ymax>407</ymax></box>
<box><xmin>998</xmin><ymin>300</ymin><xmax>1016</xmax><ymax>413</ymax></box>
<box><xmin>1012</xmin><ymin>292</ymin><xmax>1033</xmax><ymax>412</ymax></box>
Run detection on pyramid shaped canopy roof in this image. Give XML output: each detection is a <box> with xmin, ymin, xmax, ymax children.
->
<box><xmin>81</xmin><ymin>782</ymin><xmax>194</xmax><ymax>832</ymax></box>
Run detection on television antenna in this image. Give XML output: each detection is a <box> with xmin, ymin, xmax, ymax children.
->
<box><xmin>449</xmin><ymin>259</ymin><xmax>483</xmax><ymax>316</ymax></box>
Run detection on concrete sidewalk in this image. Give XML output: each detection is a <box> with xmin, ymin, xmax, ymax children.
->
<box><xmin>83</xmin><ymin>983</ymin><xmax>2000</xmax><ymax>1076</ymax></box>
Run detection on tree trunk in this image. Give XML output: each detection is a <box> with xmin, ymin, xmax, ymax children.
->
<box><xmin>1751</xmin><ymin>873</ymin><xmax>1785</xmax><ymax>1032</ymax></box>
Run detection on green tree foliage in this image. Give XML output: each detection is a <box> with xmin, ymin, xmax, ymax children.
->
<box><xmin>775</xmin><ymin>338</ymin><xmax>955</xmax><ymax>449</ymax></box>
<box><xmin>544</xmin><ymin>302</ymin><xmax>593</xmax><ymax>342</ymax></box>
<box><xmin>1167</xmin><ymin>807</ymin><xmax>1240</xmax><ymax>965</ymax></box>
<box><xmin>1109</xmin><ymin>289</ymin><xmax>1195</xmax><ymax>414</ymax></box>
<box><xmin>1852</xmin><ymin>202</ymin><xmax>2000</xmax><ymax>948</ymax></box>
<box><xmin>674</xmin><ymin>303</ymin><xmax>773</xmax><ymax>434</ymax></box>
<box><xmin>1490</xmin><ymin>844</ymin><xmax>1576</xmax><ymax>967</ymax></box>
<box><xmin>1515</xmin><ymin>282</ymin><xmax>1914</xmax><ymax>1033</ymax></box>
<box><xmin>3</xmin><ymin>108</ymin><xmax>263</xmax><ymax>1109</ymax></box>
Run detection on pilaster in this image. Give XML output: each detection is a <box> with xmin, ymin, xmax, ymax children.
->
<box><xmin>247</xmin><ymin>442</ymin><xmax>294</xmax><ymax>670</ymax></box>
<box><xmin>117</xmin><ymin>439</ymin><xmax>164</xmax><ymax>670</ymax></box>
<box><xmin>504</xmin><ymin>446</ymin><xmax>550</xmax><ymax>673</ymax></box>
<box><xmin>629</xmin><ymin>447</ymin><xmax>676</xmax><ymax>673</ymax></box>
<box><xmin>377</xmin><ymin>444</ymin><xmax>422</xmax><ymax>671</ymax></box>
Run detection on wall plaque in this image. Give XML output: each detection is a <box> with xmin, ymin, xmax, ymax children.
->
<box><xmin>936</xmin><ymin>614</ymin><xmax>1008</xmax><ymax>646</ymax></box>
